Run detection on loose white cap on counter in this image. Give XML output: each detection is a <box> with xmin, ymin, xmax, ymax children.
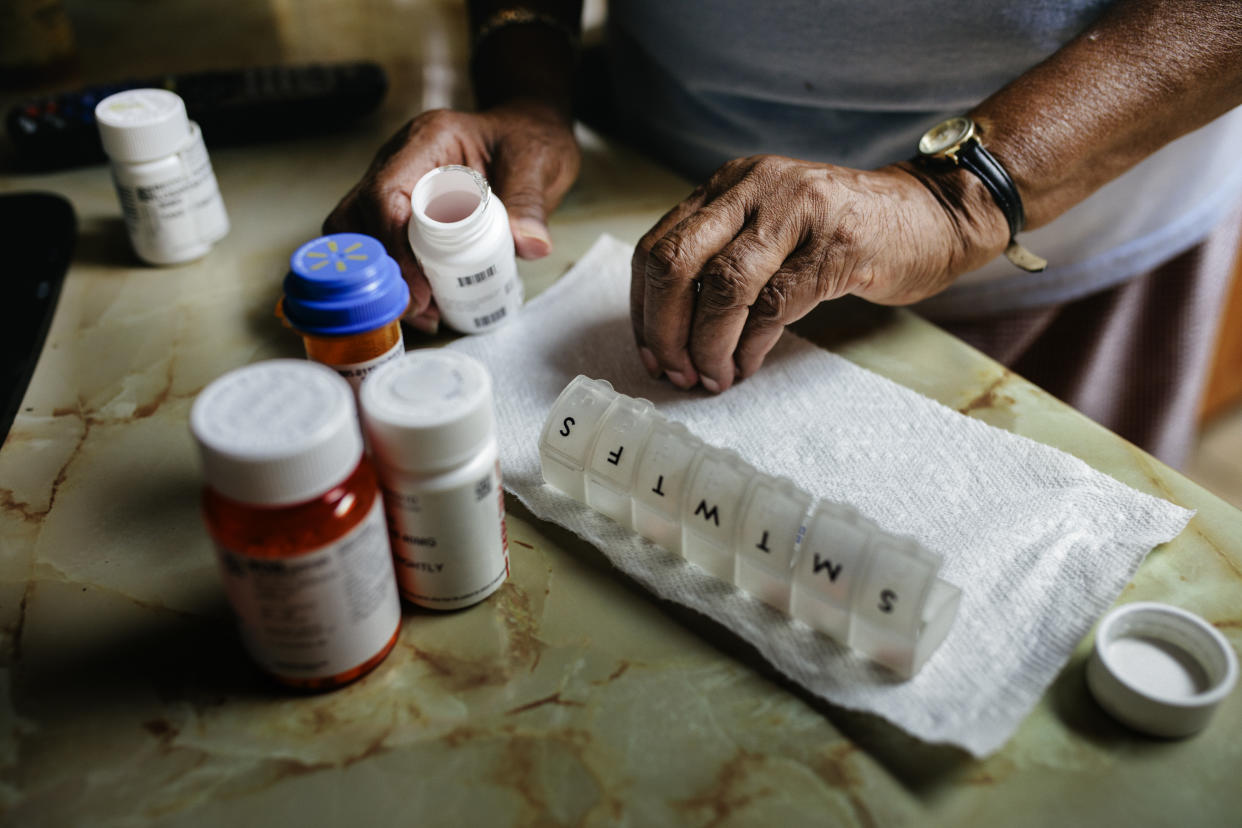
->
<box><xmin>1086</xmin><ymin>601</ymin><xmax>1237</xmax><ymax>738</ymax></box>
<box><xmin>190</xmin><ymin>360</ymin><xmax>363</xmax><ymax>505</ymax></box>
<box><xmin>95</xmin><ymin>88</ymin><xmax>193</xmax><ymax>162</ymax></box>
<box><xmin>360</xmin><ymin>350</ymin><xmax>495</xmax><ymax>473</ymax></box>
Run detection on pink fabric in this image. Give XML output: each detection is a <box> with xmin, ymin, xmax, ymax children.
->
<box><xmin>930</xmin><ymin>210</ymin><xmax>1242</xmax><ymax>468</ymax></box>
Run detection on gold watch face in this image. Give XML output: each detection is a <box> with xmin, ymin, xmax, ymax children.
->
<box><xmin>919</xmin><ymin>116</ymin><xmax>975</xmax><ymax>156</ymax></box>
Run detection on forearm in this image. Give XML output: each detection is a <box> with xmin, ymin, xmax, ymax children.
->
<box><xmin>972</xmin><ymin>0</ymin><xmax>1242</xmax><ymax>230</ymax></box>
<box><xmin>467</xmin><ymin>1</ymin><xmax>584</xmax><ymax>122</ymax></box>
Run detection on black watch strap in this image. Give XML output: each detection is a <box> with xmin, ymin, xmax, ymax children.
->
<box><xmin>958</xmin><ymin>140</ymin><xmax>1024</xmax><ymax>237</ymax></box>
<box><xmin>956</xmin><ymin>139</ymin><xmax>1047</xmax><ymax>272</ymax></box>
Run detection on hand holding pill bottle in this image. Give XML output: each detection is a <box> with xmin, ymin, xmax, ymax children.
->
<box><xmin>406</xmin><ymin>166</ymin><xmax>524</xmax><ymax>335</ymax></box>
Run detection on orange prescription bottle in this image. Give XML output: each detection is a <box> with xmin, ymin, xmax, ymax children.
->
<box><xmin>281</xmin><ymin>233</ymin><xmax>410</xmax><ymax>392</ymax></box>
<box><xmin>190</xmin><ymin>359</ymin><xmax>402</xmax><ymax>690</ymax></box>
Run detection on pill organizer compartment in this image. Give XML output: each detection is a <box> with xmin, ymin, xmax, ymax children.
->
<box><xmin>538</xmin><ymin>376</ymin><xmax>961</xmax><ymax>678</ymax></box>
<box><xmin>631</xmin><ymin>419</ymin><xmax>703</xmax><ymax>555</ymax></box>
<box><xmin>789</xmin><ymin>502</ymin><xmax>875</xmax><ymax>641</ymax></box>
<box><xmin>848</xmin><ymin>534</ymin><xmax>942</xmax><ymax>676</ymax></box>
<box><xmin>539</xmin><ymin>376</ymin><xmax>618</xmax><ymax>501</ymax></box>
<box><xmin>585</xmin><ymin>394</ymin><xmax>657</xmax><ymax>528</ymax></box>
<box><xmin>681</xmin><ymin>447</ymin><xmax>752</xmax><ymax>580</ymax></box>
<box><xmin>905</xmin><ymin>578</ymin><xmax>962</xmax><ymax>677</ymax></box>
<box><xmin>733</xmin><ymin>474</ymin><xmax>812</xmax><ymax>613</ymax></box>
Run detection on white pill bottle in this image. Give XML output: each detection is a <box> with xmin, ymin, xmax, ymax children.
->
<box><xmin>360</xmin><ymin>350</ymin><xmax>509</xmax><ymax>610</ymax></box>
<box><xmin>406</xmin><ymin>165</ymin><xmax>523</xmax><ymax>334</ymax></box>
<box><xmin>96</xmin><ymin>88</ymin><xmax>229</xmax><ymax>265</ymax></box>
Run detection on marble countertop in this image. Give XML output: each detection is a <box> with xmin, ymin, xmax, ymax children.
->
<box><xmin>1</xmin><ymin>2</ymin><xmax>1239</xmax><ymax>825</ymax></box>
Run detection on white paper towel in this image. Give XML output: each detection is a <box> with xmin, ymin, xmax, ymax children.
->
<box><xmin>446</xmin><ymin>234</ymin><xmax>1193</xmax><ymax>757</ymax></box>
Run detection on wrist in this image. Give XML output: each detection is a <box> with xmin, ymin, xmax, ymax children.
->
<box><xmin>470</xmin><ymin>13</ymin><xmax>578</xmax><ymax>121</ymax></box>
<box><xmin>484</xmin><ymin>97</ymin><xmax>576</xmax><ymax>132</ymax></box>
<box><xmin>895</xmin><ymin>158</ymin><xmax>1012</xmax><ymax>279</ymax></box>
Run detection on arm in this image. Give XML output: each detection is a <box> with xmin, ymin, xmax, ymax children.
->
<box><xmin>325</xmin><ymin>1</ymin><xmax>584</xmax><ymax>331</ymax></box>
<box><xmin>631</xmin><ymin>0</ymin><xmax>1242</xmax><ymax>389</ymax></box>
<box><xmin>977</xmin><ymin>0</ymin><xmax>1242</xmax><ymax>230</ymax></box>
<box><xmin>467</xmin><ymin>0</ymin><xmax>582</xmax><ymax>253</ymax></box>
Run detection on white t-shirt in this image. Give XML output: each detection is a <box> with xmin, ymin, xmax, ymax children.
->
<box><xmin>606</xmin><ymin>0</ymin><xmax>1242</xmax><ymax>317</ymax></box>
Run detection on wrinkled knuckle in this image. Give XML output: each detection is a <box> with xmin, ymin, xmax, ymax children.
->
<box><xmin>710</xmin><ymin>157</ymin><xmax>748</xmax><ymax>187</ymax></box>
<box><xmin>789</xmin><ymin>170</ymin><xmax>825</xmax><ymax>205</ymax></box>
<box><xmin>635</xmin><ymin>228</ymin><xmax>660</xmax><ymax>259</ymax></box>
<box><xmin>752</xmin><ymin>280</ymin><xmax>791</xmax><ymax>322</ymax></box>
<box><xmin>813</xmin><ymin>256</ymin><xmax>850</xmax><ymax>299</ymax></box>
<box><xmin>505</xmin><ymin>185</ymin><xmax>544</xmax><ymax>211</ymax></box>
<box><xmin>698</xmin><ymin>255</ymin><xmax>752</xmax><ymax>311</ymax></box>
<box><xmin>791</xmin><ymin>173</ymin><xmax>817</xmax><ymax>199</ymax></box>
<box><xmin>647</xmin><ymin>233</ymin><xmax>692</xmax><ymax>280</ymax></box>
<box><xmin>746</xmin><ymin>155</ymin><xmax>789</xmax><ymax>192</ymax></box>
<box><xmin>829</xmin><ymin>221</ymin><xmax>857</xmax><ymax>253</ymax></box>
<box><xmin>417</xmin><ymin>108</ymin><xmax>458</xmax><ymax>132</ymax></box>
<box><xmin>364</xmin><ymin>182</ymin><xmax>409</xmax><ymax>228</ymax></box>
<box><xmin>751</xmin><ymin>154</ymin><xmax>783</xmax><ymax>173</ymax></box>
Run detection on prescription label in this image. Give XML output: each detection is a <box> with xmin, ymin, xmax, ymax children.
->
<box><xmin>330</xmin><ymin>337</ymin><xmax>405</xmax><ymax>391</ymax></box>
<box><xmin>215</xmin><ymin>499</ymin><xmax>400</xmax><ymax>680</ymax></box>
<box><xmin>384</xmin><ymin>459</ymin><xmax>509</xmax><ymax>609</ymax></box>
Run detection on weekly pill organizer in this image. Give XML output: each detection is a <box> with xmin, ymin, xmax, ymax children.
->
<box><xmin>539</xmin><ymin>375</ymin><xmax>962</xmax><ymax>678</ymax></box>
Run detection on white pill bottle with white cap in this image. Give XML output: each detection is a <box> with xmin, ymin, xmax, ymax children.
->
<box><xmin>406</xmin><ymin>165</ymin><xmax>523</xmax><ymax>334</ymax></box>
<box><xmin>96</xmin><ymin>88</ymin><xmax>229</xmax><ymax>265</ymax></box>
<box><xmin>360</xmin><ymin>349</ymin><xmax>510</xmax><ymax>609</ymax></box>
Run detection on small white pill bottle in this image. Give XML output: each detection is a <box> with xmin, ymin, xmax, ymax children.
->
<box><xmin>360</xmin><ymin>349</ymin><xmax>509</xmax><ymax>609</ymax></box>
<box><xmin>406</xmin><ymin>165</ymin><xmax>523</xmax><ymax>334</ymax></box>
<box><xmin>95</xmin><ymin>88</ymin><xmax>229</xmax><ymax>265</ymax></box>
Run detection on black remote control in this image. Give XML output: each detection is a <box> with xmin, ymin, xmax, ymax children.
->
<box><xmin>5</xmin><ymin>61</ymin><xmax>388</xmax><ymax>171</ymax></box>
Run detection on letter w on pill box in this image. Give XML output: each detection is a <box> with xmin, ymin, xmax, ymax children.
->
<box><xmin>538</xmin><ymin>375</ymin><xmax>962</xmax><ymax>678</ymax></box>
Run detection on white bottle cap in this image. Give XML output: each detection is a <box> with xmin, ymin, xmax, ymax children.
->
<box><xmin>1086</xmin><ymin>601</ymin><xmax>1238</xmax><ymax>738</ymax></box>
<box><xmin>190</xmin><ymin>360</ymin><xmax>364</xmax><ymax>506</ymax></box>
<box><xmin>360</xmin><ymin>350</ymin><xmax>496</xmax><ymax>473</ymax></box>
<box><xmin>95</xmin><ymin>88</ymin><xmax>194</xmax><ymax>163</ymax></box>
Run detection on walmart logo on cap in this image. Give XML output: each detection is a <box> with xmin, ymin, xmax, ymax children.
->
<box><xmin>302</xmin><ymin>238</ymin><xmax>369</xmax><ymax>272</ymax></box>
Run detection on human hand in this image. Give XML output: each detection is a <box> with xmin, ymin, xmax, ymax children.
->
<box><xmin>630</xmin><ymin>155</ymin><xmax>1008</xmax><ymax>391</ymax></box>
<box><xmin>324</xmin><ymin>101</ymin><xmax>580</xmax><ymax>333</ymax></box>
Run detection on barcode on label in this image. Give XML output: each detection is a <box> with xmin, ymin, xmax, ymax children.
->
<box><xmin>457</xmin><ymin>265</ymin><xmax>497</xmax><ymax>287</ymax></box>
<box><xmin>473</xmin><ymin>306</ymin><xmax>507</xmax><ymax>328</ymax></box>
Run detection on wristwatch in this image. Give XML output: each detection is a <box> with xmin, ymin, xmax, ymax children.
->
<box><xmin>918</xmin><ymin>116</ymin><xmax>1047</xmax><ymax>272</ymax></box>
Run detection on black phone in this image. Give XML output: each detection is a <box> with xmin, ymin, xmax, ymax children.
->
<box><xmin>0</xmin><ymin>192</ymin><xmax>75</xmax><ymax>445</ymax></box>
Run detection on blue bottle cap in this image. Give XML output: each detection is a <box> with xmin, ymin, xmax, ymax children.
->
<box><xmin>283</xmin><ymin>233</ymin><xmax>410</xmax><ymax>336</ymax></box>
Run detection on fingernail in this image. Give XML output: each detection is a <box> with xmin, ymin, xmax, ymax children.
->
<box><xmin>700</xmin><ymin>375</ymin><xmax>720</xmax><ymax>393</ymax></box>
<box><xmin>666</xmin><ymin>370</ymin><xmax>688</xmax><ymax>388</ymax></box>
<box><xmin>639</xmin><ymin>347</ymin><xmax>661</xmax><ymax>378</ymax></box>
<box><xmin>513</xmin><ymin>218</ymin><xmax>552</xmax><ymax>258</ymax></box>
